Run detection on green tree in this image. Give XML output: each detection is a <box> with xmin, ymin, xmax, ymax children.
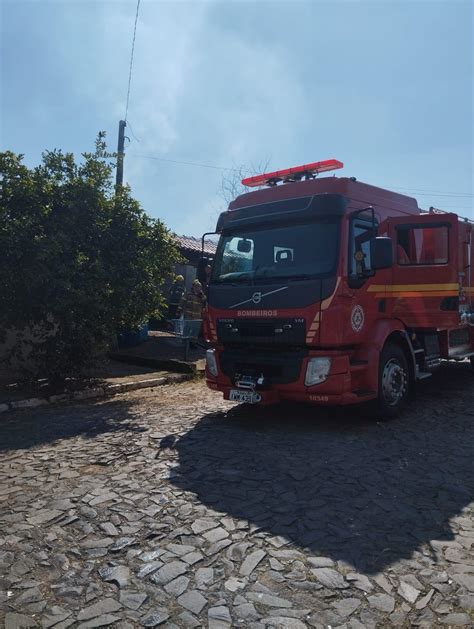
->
<box><xmin>0</xmin><ymin>133</ymin><xmax>181</xmax><ymax>384</ymax></box>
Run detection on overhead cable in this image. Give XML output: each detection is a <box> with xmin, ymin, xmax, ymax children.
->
<box><xmin>124</xmin><ymin>0</ymin><xmax>141</xmax><ymax>121</ymax></box>
<box><xmin>130</xmin><ymin>153</ymin><xmax>473</xmax><ymax>199</ymax></box>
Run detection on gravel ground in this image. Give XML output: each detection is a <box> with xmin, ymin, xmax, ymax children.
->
<box><xmin>1</xmin><ymin>363</ymin><xmax>473</xmax><ymax>628</ymax></box>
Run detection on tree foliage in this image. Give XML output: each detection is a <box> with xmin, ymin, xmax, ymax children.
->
<box><xmin>0</xmin><ymin>133</ymin><xmax>181</xmax><ymax>383</ymax></box>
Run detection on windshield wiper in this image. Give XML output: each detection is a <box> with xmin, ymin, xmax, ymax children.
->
<box><xmin>269</xmin><ymin>274</ymin><xmax>313</xmax><ymax>281</ymax></box>
<box><xmin>216</xmin><ymin>277</ymin><xmax>251</xmax><ymax>284</ymax></box>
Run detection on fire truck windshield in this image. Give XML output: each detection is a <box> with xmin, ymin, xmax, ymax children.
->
<box><xmin>212</xmin><ymin>219</ymin><xmax>340</xmax><ymax>283</ymax></box>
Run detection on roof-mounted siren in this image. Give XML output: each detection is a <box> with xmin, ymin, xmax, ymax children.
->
<box><xmin>241</xmin><ymin>159</ymin><xmax>344</xmax><ymax>188</ymax></box>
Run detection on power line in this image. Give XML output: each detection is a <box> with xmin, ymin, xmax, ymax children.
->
<box><xmin>124</xmin><ymin>0</ymin><xmax>141</xmax><ymax>121</ymax></box>
<box><xmin>130</xmin><ymin>153</ymin><xmax>232</xmax><ymax>171</ymax></box>
<box><xmin>129</xmin><ymin>153</ymin><xmax>473</xmax><ymax>200</ymax></box>
<box><xmin>380</xmin><ymin>186</ymin><xmax>473</xmax><ymax>198</ymax></box>
<box><xmin>126</xmin><ymin>120</ymin><xmax>141</xmax><ymax>143</ymax></box>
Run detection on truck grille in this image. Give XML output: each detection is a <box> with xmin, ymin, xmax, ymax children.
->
<box><xmin>220</xmin><ymin>347</ymin><xmax>307</xmax><ymax>385</ymax></box>
<box><xmin>217</xmin><ymin>318</ymin><xmax>306</xmax><ymax>346</ymax></box>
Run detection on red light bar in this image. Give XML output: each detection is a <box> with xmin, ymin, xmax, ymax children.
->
<box><xmin>241</xmin><ymin>159</ymin><xmax>344</xmax><ymax>188</ymax></box>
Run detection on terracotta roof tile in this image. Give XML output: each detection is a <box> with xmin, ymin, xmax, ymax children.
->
<box><xmin>173</xmin><ymin>234</ymin><xmax>217</xmax><ymax>256</ymax></box>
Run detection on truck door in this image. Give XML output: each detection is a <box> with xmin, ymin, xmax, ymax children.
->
<box><xmin>386</xmin><ymin>213</ymin><xmax>459</xmax><ymax>328</ymax></box>
<box><xmin>343</xmin><ymin>211</ymin><xmax>391</xmax><ymax>344</ymax></box>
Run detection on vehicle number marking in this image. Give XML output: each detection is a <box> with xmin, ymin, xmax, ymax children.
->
<box><xmin>229</xmin><ymin>389</ymin><xmax>261</xmax><ymax>404</ymax></box>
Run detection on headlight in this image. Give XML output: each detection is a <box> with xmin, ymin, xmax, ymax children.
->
<box><xmin>305</xmin><ymin>357</ymin><xmax>331</xmax><ymax>386</ymax></box>
<box><xmin>206</xmin><ymin>349</ymin><xmax>218</xmax><ymax>377</ymax></box>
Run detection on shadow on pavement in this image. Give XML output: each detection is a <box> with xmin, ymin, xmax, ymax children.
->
<box><xmin>0</xmin><ymin>397</ymin><xmax>144</xmax><ymax>453</ymax></box>
<box><xmin>172</xmin><ymin>362</ymin><xmax>474</xmax><ymax>574</ymax></box>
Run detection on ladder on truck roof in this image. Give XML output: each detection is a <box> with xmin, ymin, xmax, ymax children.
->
<box><xmin>422</xmin><ymin>206</ymin><xmax>474</xmax><ymax>224</ymax></box>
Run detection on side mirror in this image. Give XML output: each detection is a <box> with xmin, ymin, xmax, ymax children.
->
<box><xmin>237</xmin><ymin>239</ymin><xmax>252</xmax><ymax>253</ymax></box>
<box><xmin>371</xmin><ymin>237</ymin><xmax>393</xmax><ymax>270</ymax></box>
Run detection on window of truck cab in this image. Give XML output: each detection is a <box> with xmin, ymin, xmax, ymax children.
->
<box><xmin>348</xmin><ymin>214</ymin><xmax>376</xmax><ymax>286</ymax></box>
<box><xmin>396</xmin><ymin>224</ymin><xmax>449</xmax><ymax>266</ymax></box>
<box><xmin>211</xmin><ymin>218</ymin><xmax>341</xmax><ymax>283</ymax></box>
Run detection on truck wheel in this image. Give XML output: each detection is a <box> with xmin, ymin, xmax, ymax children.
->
<box><xmin>375</xmin><ymin>343</ymin><xmax>410</xmax><ymax>419</ymax></box>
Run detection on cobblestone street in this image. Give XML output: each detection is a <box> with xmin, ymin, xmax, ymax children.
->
<box><xmin>1</xmin><ymin>365</ymin><xmax>473</xmax><ymax>628</ymax></box>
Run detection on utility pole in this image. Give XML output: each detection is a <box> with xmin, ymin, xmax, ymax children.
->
<box><xmin>116</xmin><ymin>120</ymin><xmax>126</xmax><ymax>189</ymax></box>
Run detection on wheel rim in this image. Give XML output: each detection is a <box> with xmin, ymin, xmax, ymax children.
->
<box><xmin>381</xmin><ymin>358</ymin><xmax>407</xmax><ymax>407</ymax></box>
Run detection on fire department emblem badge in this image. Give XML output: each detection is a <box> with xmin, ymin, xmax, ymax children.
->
<box><xmin>351</xmin><ymin>305</ymin><xmax>365</xmax><ymax>332</ymax></box>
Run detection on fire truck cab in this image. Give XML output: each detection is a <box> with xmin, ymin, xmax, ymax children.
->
<box><xmin>204</xmin><ymin>160</ymin><xmax>474</xmax><ymax>417</ymax></box>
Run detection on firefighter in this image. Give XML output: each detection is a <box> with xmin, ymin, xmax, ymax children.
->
<box><xmin>168</xmin><ymin>275</ymin><xmax>185</xmax><ymax>320</ymax></box>
<box><xmin>180</xmin><ymin>279</ymin><xmax>206</xmax><ymax>320</ymax></box>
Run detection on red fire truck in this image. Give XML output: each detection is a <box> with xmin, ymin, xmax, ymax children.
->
<box><xmin>203</xmin><ymin>159</ymin><xmax>473</xmax><ymax>417</ymax></box>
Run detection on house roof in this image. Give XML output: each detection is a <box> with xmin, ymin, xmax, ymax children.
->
<box><xmin>174</xmin><ymin>234</ymin><xmax>217</xmax><ymax>256</ymax></box>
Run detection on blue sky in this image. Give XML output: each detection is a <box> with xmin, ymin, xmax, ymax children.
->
<box><xmin>1</xmin><ymin>0</ymin><xmax>472</xmax><ymax>236</ymax></box>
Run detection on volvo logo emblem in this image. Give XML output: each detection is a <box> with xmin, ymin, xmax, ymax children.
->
<box><xmin>252</xmin><ymin>292</ymin><xmax>262</xmax><ymax>304</ymax></box>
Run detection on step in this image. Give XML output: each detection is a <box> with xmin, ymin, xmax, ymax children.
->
<box><xmin>350</xmin><ymin>360</ymin><xmax>368</xmax><ymax>372</ymax></box>
<box><xmin>416</xmin><ymin>371</ymin><xmax>432</xmax><ymax>380</ymax></box>
<box><xmin>353</xmin><ymin>388</ymin><xmax>376</xmax><ymax>397</ymax></box>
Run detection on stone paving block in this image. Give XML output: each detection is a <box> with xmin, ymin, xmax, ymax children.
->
<box><xmin>452</xmin><ymin>573</ymin><xmax>474</xmax><ymax>591</ymax></box>
<box><xmin>27</xmin><ymin>509</ymin><xmax>63</xmax><ymax>526</ymax></box>
<box><xmin>164</xmin><ymin>575</ymin><xmax>189</xmax><ymax>596</ymax></box>
<box><xmin>98</xmin><ymin>565</ymin><xmax>131</xmax><ymax>587</ymax></box>
<box><xmin>441</xmin><ymin>612</ymin><xmax>472</xmax><ymax>626</ymax></box>
<box><xmin>346</xmin><ymin>571</ymin><xmax>373</xmax><ymax>592</ymax></box>
<box><xmin>41</xmin><ymin>606</ymin><xmax>73</xmax><ymax>628</ymax></box>
<box><xmin>178</xmin><ymin>611</ymin><xmax>201</xmax><ymax>628</ymax></box>
<box><xmin>203</xmin><ymin>526</ymin><xmax>229</xmax><ymax>543</ymax></box>
<box><xmin>260</xmin><ymin>617</ymin><xmax>306</xmax><ymax>629</ymax></box>
<box><xmin>310</xmin><ymin>567</ymin><xmax>349</xmax><ymax>589</ymax></box>
<box><xmin>239</xmin><ymin>549</ymin><xmax>266</xmax><ymax>576</ymax></box>
<box><xmin>177</xmin><ymin>589</ymin><xmax>207</xmax><ymax>614</ymax></box>
<box><xmin>151</xmin><ymin>561</ymin><xmax>188</xmax><ymax>585</ymax></box>
<box><xmin>77</xmin><ymin>614</ymin><xmax>121</xmax><ymax>628</ymax></box>
<box><xmin>77</xmin><ymin>598</ymin><xmax>122</xmax><ymax>621</ymax></box>
<box><xmin>137</xmin><ymin>560</ymin><xmax>163</xmax><ymax>578</ymax></box>
<box><xmin>208</xmin><ymin>605</ymin><xmax>232</xmax><ymax>629</ymax></box>
<box><xmin>181</xmin><ymin>550</ymin><xmax>203</xmax><ymax>565</ymax></box>
<box><xmin>5</xmin><ymin>613</ymin><xmax>37</xmax><ymax>628</ymax></box>
<box><xmin>367</xmin><ymin>593</ymin><xmax>395</xmax><ymax>613</ymax></box>
<box><xmin>140</xmin><ymin>608</ymin><xmax>170</xmax><ymax>626</ymax></box>
<box><xmin>247</xmin><ymin>592</ymin><xmax>293</xmax><ymax>608</ymax></box>
<box><xmin>332</xmin><ymin>597</ymin><xmax>361</xmax><ymax>618</ymax></box>
<box><xmin>195</xmin><ymin>567</ymin><xmax>214</xmax><ymax>588</ymax></box>
<box><xmin>119</xmin><ymin>590</ymin><xmax>148</xmax><ymax>610</ymax></box>
<box><xmin>398</xmin><ymin>579</ymin><xmax>421</xmax><ymax>603</ymax></box>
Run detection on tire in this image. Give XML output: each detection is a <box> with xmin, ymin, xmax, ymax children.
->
<box><xmin>373</xmin><ymin>342</ymin><xmax>410</xmax><ymax>420</ymax></box>
<box><xmin>471</xmin><ymin>356</ymin><xmax>474</xmax><ymax>371</ymax></box>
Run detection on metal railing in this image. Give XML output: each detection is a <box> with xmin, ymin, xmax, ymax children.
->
<box><xmin>171</xmin><ymin>319</ymin><xmax>202</xmax><ymax>361</ymax></box>
<box><xmin>421</xmin><ymin>206</ymin><xmax>474</xmax><ymax>224</ymax></box>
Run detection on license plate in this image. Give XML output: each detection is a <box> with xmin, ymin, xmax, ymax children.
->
<box><xmin>229</xmin><ymin>389</ymin><xmax>262</xmax><ymax>404</ymax></box>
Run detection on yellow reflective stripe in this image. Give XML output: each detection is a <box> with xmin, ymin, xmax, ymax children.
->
<box><xmin>374</xmin><ymin>291</ymin><xmax>458</xmax><ymax>298</ymax></box>
<box><xmin>368</xmin><ymin>283</ymin><xmax>459</xmax><ymax>292</ymax></box>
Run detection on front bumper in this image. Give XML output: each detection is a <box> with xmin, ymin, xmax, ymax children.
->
<box><xmin>206</xmin><ymin>350</ymin><xmax>372</xmax><ymax>406</ymax></box>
